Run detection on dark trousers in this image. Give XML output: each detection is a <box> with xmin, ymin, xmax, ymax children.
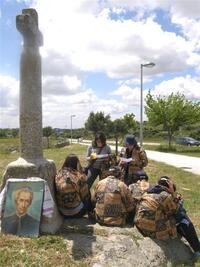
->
<box><xmin>177</xmin><ymin>222</ymin><xmax>200</xmax><ymax>252</ymax></box>
<box><xmin>87</xmin><ymin>168</ymin><xmax>101</xmax><ymax>188</ymax></box>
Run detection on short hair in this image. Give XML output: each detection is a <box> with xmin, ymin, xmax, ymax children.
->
<box><xmin>94</xmin><ymin>132</ymin><xmax>106</xmax><ymax>146</ymax></box>
<box><xmin>158</xmin><ymin>176</ymin><xmax>176</xmax><ymax>191</ymax></box>
<box><xmin>13</xmin><ymin>187</ymin><xmax>33</xmax><ymax>204</ymax></box>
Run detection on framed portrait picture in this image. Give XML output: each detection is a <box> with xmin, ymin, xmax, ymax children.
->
<box><xmin>1</xmin><ymin>178</ymin><xmax>44</xmax><ymax>237</ymax></box>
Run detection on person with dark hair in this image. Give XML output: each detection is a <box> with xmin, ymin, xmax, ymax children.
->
<box><xmin>129</xmin><ymin>170</ymin><xmax>150</xmax><ymax>199</ymax></box>
<box><xmin>134</xmin><ymin>176</ymin><xmax>179</xmax><ymax>240</ymax></box>
<box><xmin>158</xmin><ymin>176</ymin><xmax>200</xmax><ymax>258</ymax></box>
<box><xmin>120</xmin><ymin>134</ymin><xmax>148</xmax><ymax>186</ymax></box>
<box><xmin>93</xmin><ymin>166</ymin><xmax>135</xmax><ymax>226</ymax></box>
<box><xmin>134</xmin><ymin>175</ymin><xmax>200</xmax><ymax>258</ymax></box>
<box><xmin>55</xmin><ymin>154</ymin><xmax>92</xmax><ymax>218</ymax></box>
<box><xmin>86</xmin><ymin>132</ymin><xmax>114</xmax><ymax>188</ymax></box>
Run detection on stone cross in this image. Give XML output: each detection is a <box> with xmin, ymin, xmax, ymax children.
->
<box><xmin>1</xmin><ymin>9</ymin><xmax>63</xmax><ymax>234</ymax></box>
<box><xmin>16</xmin><ymin>9</ymin><xmax>43</xmax><ymax>160</ymax></box>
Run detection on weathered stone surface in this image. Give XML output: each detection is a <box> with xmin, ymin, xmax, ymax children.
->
<box><xmin>2</xmin><ymin>157</ymin><xmax>63</xmax><ymax>234</ymax></box>
<box><xmin>61</xmin><ymin>218</ymin><xmax>195</xmax><ymax>267</ymax></box>
<box><xmin>16</xmin><ymin>8</ymin><xmax>43</xmax><ymax>160</ymax></box>
<box><xmin>0</xmin><ymin>9</ymin><xmax>63</xmax><ymax>234</ymax></box>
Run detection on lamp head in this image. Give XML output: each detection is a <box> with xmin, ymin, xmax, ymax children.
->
<box><xmin>142</xmin><ymin>62</ymin><xmax>155</xmax><ymax>68</ymax></box>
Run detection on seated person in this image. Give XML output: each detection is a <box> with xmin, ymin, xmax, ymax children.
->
<box><xmin>93</xmin><ymin>166</ymin><xmax>135</xmax><ymax>226</ymax></box>
<box><xmin>129</xmin><ymin>170</ymin><xmax>150</xmax><ymax>199</ymax></box>
<box><xmin>135</xmin><ymin>175</ymin><xmax>200</xmax><ymax>258</ymax></box>
<box><xmin>158</xmin><ymin>176</ymin><xmax>200</xmax><ymax>258</ymax></box>
<box><xmin>119</xmin><ymin>134</ymin><xmax>148</xmax><ymax>186</ymax></box>
<box><xmin>134</xmin><ymin>176</ymin><xmax>179</xmax><ymax>240</ymax></box>
<box><xmin>55</xmin><ymin>154</ymin><xmax>92</xmax><ymax>218</ymax></box>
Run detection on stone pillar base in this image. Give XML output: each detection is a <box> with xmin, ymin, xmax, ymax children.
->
<box><xmin>1</xmin><ymin>157</ymin><xmax>63</xmax><ymax>234</ymax></box>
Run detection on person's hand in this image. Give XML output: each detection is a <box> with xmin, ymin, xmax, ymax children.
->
<box><xmin>119</xmin><ymin>159</ymin><xmax>126</xmax><ymax>165</ymax></box>
<box><xmin>176</xmin><ymin>192</ymin><xmax>182</xmax><ymax>200</ymax></box>
<box><xmin>90</xmin><ymin>152</ymin><xmax>97</xmax><ymax>160</ymax></box>
<box><xmin>166</xmin><ymin>179</ymin><xmax>175</xmax><ymax>194</ymax></box>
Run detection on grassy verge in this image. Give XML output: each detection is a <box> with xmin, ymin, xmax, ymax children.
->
<box><xmin>0</xmin><ymin>234</ymin><xmax>88</xmax><ymax>267</ymax></box>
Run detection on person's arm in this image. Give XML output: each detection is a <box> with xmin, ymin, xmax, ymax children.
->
<box><xmin>79</xmin><ymin>175</ymin><xmax>93</xmax><ymax>212</ymax></box>
<box><xmin>86</xmin><ymin>145</ymin><xmax>92</xmax><ymax>158</ymax></box>
<box><xmin>139</xmin><ymin>148</ymin><xmax>148</xmax><ymax>168</ymax></box>
<box><xmin>161</xmin><ymin>192</ymin><xmax>179</xmax><ymax>216</ymax></box>
<box><xmin>120</xmin><ymin>182</ymin><xmax>135</xmax><ymax>212</ymax></box>
<box><xmin>55</xmin><ymin>170</ymin><xmax>68</xmax><ymax>191</ymax></box>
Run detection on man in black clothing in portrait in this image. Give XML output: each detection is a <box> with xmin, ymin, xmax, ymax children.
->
<box><xmin>2</xmin><ymin>187</ymin><xmax>40</xmax><ymax>237</ymax></box>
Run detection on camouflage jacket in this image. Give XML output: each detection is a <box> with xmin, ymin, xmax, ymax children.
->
<box><xmin>122</xmin><ymin>146</ymin><xmax>148</xmax><ymax>185</ymax></box>
<box><xmin>125</xmin><ymin>146</ymin><xmax>148</xmax><ymax>172</ymax></box>
<box><xmin>94</xmin><ymin>176</ymin><xmax>135</xmax><ymax>226</ymax></box>
<box><xmin>100</xmin><ymin>154</ymin><xmax>118</xmax><ymax>180</ymax></box>
<box><xmin>134</xmin><ymin>190</ymin><xmax>179</xmax><ymax>240</ymax></box>
<box><xmin>129</xmin><ymin>180</ymin><xmax>150</xmax><ymax>199</ymax></box>
<box><xmin>55</xmin><ymin>168</ymin><xmax>91</xmax><ymax>216</ymax></box>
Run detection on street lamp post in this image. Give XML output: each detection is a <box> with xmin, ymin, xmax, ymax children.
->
<box><xmin>70</xmin><ymin>115</ymin><xmax>76</xmax><ymax>144</ymax></box>
<box><xmin>140</xmin><ymin>62</ymin><xmax>155</xmax><ymax>146</ymax></box>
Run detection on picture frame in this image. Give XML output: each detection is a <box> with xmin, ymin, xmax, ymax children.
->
<box><xmin>1</xmin><ymin>179</ymin><xmax>44</xmax><ymax>237</ymax></box>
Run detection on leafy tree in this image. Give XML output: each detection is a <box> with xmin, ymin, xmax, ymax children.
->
<box><xmin>85</xmin><ymin>111</ymin><xmax>111</xmax><ymax>136</ymax></box>
<box><xmin>145</xmin><ymin>91</ymin><xmax>200</xmax><ymax>148</ymax></box>
<box><xmin>11</xmin><ymin>128</ymin><xmax>19</xmax><ymax>138</ymax></box>
<box><xmin>43</xmin><ymin>126</ymin><xmax>53</xmax><ymax>148</ymax></box>
<box><xmin>110</xmin><ymin>118</ymin><xmax>129</xmax><ymax>155</ymax></box>
<box><xmin>123</xmin><ymin>113</ymin><xmax>137</xmax><ymax>132</ymax></box>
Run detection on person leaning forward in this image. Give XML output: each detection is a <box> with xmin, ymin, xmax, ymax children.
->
<box><xmin>134</xmin><ymin>177</ymin><xmax>179</xmax><ymax>240</ymax></box>
<box><xmin>93</xmin><ymin>166</ymin><xmax>135</xmax><ymax>226</ymax></box>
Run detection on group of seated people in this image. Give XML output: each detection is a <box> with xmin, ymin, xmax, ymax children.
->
<box><xmin>54</xmin><ymin>132</ymin><xmax>200</xmax><ymax>258</ymax></box>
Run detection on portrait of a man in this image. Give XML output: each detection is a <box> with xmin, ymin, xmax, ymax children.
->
<box><xmin>1</xmin><ymin>180</ymin><xmax>44</xmax><ymax>237</ymax></box>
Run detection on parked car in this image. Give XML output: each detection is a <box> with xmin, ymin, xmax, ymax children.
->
<box><xmin>176</xmin><ymin>137</ymin><xmax>200</xmax><ymax>146</ymax></box>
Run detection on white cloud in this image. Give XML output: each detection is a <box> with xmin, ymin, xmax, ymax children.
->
<box><xmin>0</xmin><ymin>75</ymin><xmax>19</xmax><ymax>128</ymax></box>
<box><xmin>30</xmin><ymin>0</ymin><xmax>198</xmax><ymax>80</ymax></box>
<box><xmin>2</xmin><ymin>0</ymin><xmax>200</xmax><ymax>128</ymax></box>
<box><xmin>153</xmin><ymin>75</ymin><xmax>200</xmax><ymax>100</ymax></box>
<box><xmin>43</xmin><ymin>75</ymin><xmax>82</xmax><ymax>96</ymax></box>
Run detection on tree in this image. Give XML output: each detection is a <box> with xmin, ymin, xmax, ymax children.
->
<box><xmin>43</xmin><ymin>126</ymin><xmax>53</xmax><ymax>148</ymax></box>
<box><xmin>110</xmin><ymin>118</ymin><xmax>129</xmax><ymax>155</ymax></box>
<box><xmin>85</xmin><ymin>111</ymin><xmax>111</xmax><ymax>136</ymax></box>
<box><xmin>123</xmin><ymin>113</ymin><xmax>137</xmax><ymax>133</ymax></box>
<box><xmin>145</xmin><ymin>91</ymin><xmax>200</xmax><ymax>148</ymax></box>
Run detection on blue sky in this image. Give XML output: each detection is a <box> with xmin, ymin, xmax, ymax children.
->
<box><xmin>1</xmin><ymin>0</ymin><xmax>200</xmax><ymax>128</ymax></box>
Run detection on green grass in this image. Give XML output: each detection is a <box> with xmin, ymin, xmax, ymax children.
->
<box><xmin>0</xmin><ymin>140</ymin><xmax>200</xmax><ymax>266</ymax></box>
<box><xmin>0</xmin><ymin>235</ymin><xmax>88</xmax><ymax>267</ymax></box>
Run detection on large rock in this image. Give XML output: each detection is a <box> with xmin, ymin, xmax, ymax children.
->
<box><xmin>60</xmin><ymin>218</ymin><xmax>195</xmax><ymax>267</ymax></box>
<box><xmin>1</xmin><ymin>157</ymin><xmax>63</xmax><ymax>234</ymax></box>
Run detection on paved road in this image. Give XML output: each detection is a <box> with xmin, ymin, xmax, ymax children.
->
<box><xmin>77</xmin><ymin>140</ymin><xmax>200</xmax><ymax>176</ymax></box>
<box><xmin>146</xmin><ymin>150</ymin><xmax>200</xmax><ymax>176</ymax></box>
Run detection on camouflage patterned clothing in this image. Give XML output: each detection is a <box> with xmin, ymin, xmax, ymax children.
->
<box><xmin>122</xmin><ymin>146</ymin><xmax>148</xmax><ymax>185</ymax></box>
<box><xmin>100</xmin><ymin>154</ymin><xmax>118</xmax><ymax>180</ymax></box>
<box><xmin>94</xmin><ymin>176</ymin><xmax>135</xmax><ymax>226</ymax></box>
<box><xmin>134</xmin><ymin>190</ymin><xmax>179</xmax><ymax>240</ymax></box>
<box><xmin>55</xmin><ymin>168</ymin><xmax>91</xmax><ymax>216</ymax></box>
<box><xmin>129</xmin><ymin>180</ymin><xmax>150</xmax><ymax>199</ymax></box>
